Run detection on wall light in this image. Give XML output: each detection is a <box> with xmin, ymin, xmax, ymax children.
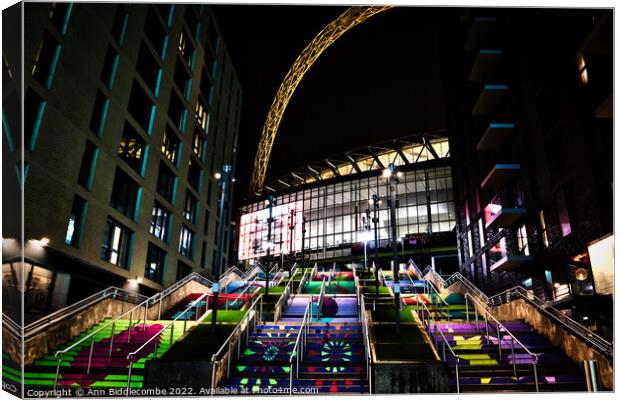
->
<box><xmin>214</xmin><ymin>172</ymin><xmax>222</xmax><ymax>180</ymax></box>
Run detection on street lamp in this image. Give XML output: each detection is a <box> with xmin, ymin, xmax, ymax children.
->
<box><xmin>211</xmin><ymin>164</ymin><xmax>232</xmax><ymax>331</ymax></box>
<box><xmin>384</xmin><ymin>162</ymin><xmax>401</xmax><ymax>334</ymax></box>
<box><xmin>397</xmin><ymin>237</ymin><xmax>405</xmax><ymax>259</ymax></box>
<box><xmin>360</xmin><ymin>230</ymin><xmax>372</xmax><ymax>271</ymax></box>
<box><xmin>369</xmin><ymin>195</ymin><xmax>381</xmax><ymax>295</ymax></box>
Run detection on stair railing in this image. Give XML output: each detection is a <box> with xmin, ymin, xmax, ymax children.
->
<box><xmin>126</xmin><ymin>291</ymin><xmax>212</xmax><ymax>389</ymax></box>
<box><xmin>274</xmin><ymin>266</ymin><xmax>299</xmax><ymax>322</ymax></box>
<box><xmin>288</xmin><ymin>302</ymin><xmax>311</xmax><ymax>394</ymax></box>
<box><xmin>424</xmin><ymin>280</ymin><xmax>451</xmax><ymax>321</ymax></box>
<box><xmin>153</xmin><ymin>272</ymin><xmax>213</xmax><ymax>319</ymax></box>
<box><xmin>53</xmin><ymin>294</ymin><xmax>154</xmax><ymax>390</ymax></box>
<box><xmin>24</xmin><ymin>287</ymin><xmax>148</xmax><ymax>339</ymax></box>
<box><xmin>406</xmin><ymin>259</ymin><xmax>424</xmax><ymax>280</ymax></box>
<box><xmin>412</xmin><ymin>298</ymin><xmax>462</xmax><ymax>393</ymax></box>
<box><xmin>2</xmin><ymin>313</ymin><xmax>21</xmax><ymax>339</ymax></box>
<box><xmin>331</xmin><ymin>262</ymin><xmax>336</xmax><ymax>279</ymax></box>
<box><xmin>354</xmin><ymin>275</ymin><xmax>362</xmax><ymax>312</ymax></box>
<box><xmin>224</xmin><ymin>275</ymin><xmax>259</xmax><ymax>310</ymax></box>
<box><xmin>311</xmin><ymin>262</ymin><xmax>318</xmax><ymax>279</ymax></box>
<box><xmin>427</xmin><ymin>269</ymin><xmax>613</xmax><ymax>358</ymax></box>
<box><xmin>316</xmin><ymin>277</ymin><xmax>327</xmax><ymax>320</ymax></box>
<box><xmin>297</xmin><ymin>267</ymin><xmax>310</xmax><ymax>295</ymax></box>
<box><xmin>210</xmin><ymin>294</ymin><xmax>264</xmax><ymax>391</ymax></box>
<box><xmin>488</xmin><ymin>286</ymin><xmax>613</xmax><ymax>357</ymax></box>
<box><xmin>464</xmin><ymin>293</ymin><xmax>539</xmax><ymax>392</ymax></box>
<box><xmin>359</xmin><ymin>295</ymin><xmax>373</xmax><ymax>394</ymax></box>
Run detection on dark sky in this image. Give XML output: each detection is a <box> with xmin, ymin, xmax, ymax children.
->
<box><xmin>212</xmin><ymin>6</ymin><xmax>448</xmax><ymax>203</ymax></box>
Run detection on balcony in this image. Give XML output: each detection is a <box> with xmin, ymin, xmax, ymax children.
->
<box><xmin>477</xmin><ymin>122</ymin><xmax>514</xmax><ymax>151</ymax></box>
<box><xmin>472</xmin><ymin>84</ymin><xmax>508</xmax><ymax>115</ymax></box>
<box><xmin>465</xmin><ymin>17</ymin><xmax>501</xmax><ymax>50</ymax></box>
<box><xmin>485</xmin><ymin>205</ymin><xmax>526</xmax><ymax>230</ymax></box>
<box><xmin>469</xmin><ymin>49</ymin><xmax>503</xmax><ymax>82</ymax></box>
<box><xmin>490</xmin><ymin>254</ymin><xmax>533</xmax><ymax>272</ymax></box>
<box><xmin>480</xmin><ymin>164</ymin><xmax>520</xmax><ymax>189</ymax></box>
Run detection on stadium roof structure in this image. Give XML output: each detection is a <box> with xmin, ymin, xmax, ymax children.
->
<box><xmin>259</xmin><ymin>130</ymin><xmax>450</xmax><ymax>194</ymax></box>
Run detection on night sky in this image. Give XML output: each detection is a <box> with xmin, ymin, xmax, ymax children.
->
<box><xmin>212</xmin><ymin>6</ymin><xmax>448</xmax><ymax>203</ymax></box>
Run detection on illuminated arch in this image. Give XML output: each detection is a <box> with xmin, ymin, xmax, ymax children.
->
<box><xmin>250</xmin><ymin>6</ymin><xmax>392</xmax><ymax>194</ymax></box>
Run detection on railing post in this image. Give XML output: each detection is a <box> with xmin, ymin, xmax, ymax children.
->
<box><xmin>510</xmin><ymin>337</ymin><xmax>517</xmax><ymax>377</ymax></box>
<box><xmin>169</xmin><ymin>323</ymin><xmax>175</xmax><ymax>347</ymax></box>
<box><xmin>86</xmin><ymin>338</ymin><xmax>95</xmax><ymax>375</ymax></box>
<box><xmin>184</xmin><ymin>317</ymin><xmax>187</xmax><ymax>334</ymax></box>
<box><xmin>533</xmin><ymin>361</ymin><xmax>539</xmax><ymax>392</ymax></box>
<box><xmin>108</xmin><ymin>322</ymin><xmax>116</xmax><ymax>358</ymax></box>
<box><xmin>475</xmin><ymin>306</ymin><xmax>479</xmax><ymax>332</ymax></box>
<box><xmin>143</xmin><ymin>303</ymin><xmax>148</xmax><ymax>330</ymax></box>
<box><xmin>465</xmin><ymin>296</ymin><xmax>469</xmax><ymax>322</ymax></box>
<box><xmin>53</xmin><ymin>358</ymin><xmax>61</xmax><ymax>391</ymax></box>
<box><xmin>497</xmin><ymin>323</ymin><xmax>502</xmax><ymax>359</ymax></box>
<box><xmin>127</xmin><ymin>310</ymin><xmax>133</xmax><ymax>343</ymax></box>
<box><xmin>127</xmin><ymin>359</ymin><xmax>133</xmax><ymax>389</ymax></box>
<box><xmin>158</xmin><ymin>295</ymin><xmax>163</xmax><ymax>320</ymax></box>
<box><xmin>455</xmin><ymin>362</ymin><xmax>460</xmax><ymax>394</ymax></box>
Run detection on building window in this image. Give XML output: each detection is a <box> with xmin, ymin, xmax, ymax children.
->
<box><xmin>65</xmin><ymin>195</ymin><xmax>87</xmax><ymax>247</ymax></box>
<box><xmin>176</xmin><ymin>261</ymin><xmax>192</xmax><ymax>281</ymax></box>
<box><xmin>577</xmin><ymin>51</ymin><xmax>589</xmax><ymax>86</ymax></box>
<box><xmin>49</xmin><ymin>2</ymin><xmax>73</xmax><ymax>34</ymax></box>
<box><xmin>118</xmin><ymin>123</ymin><xmax>148</xmax><ymax>174</ymax></box>
<box><xmin>200</xmin><ymin>70</ymin><xmax>212</xmax><ymax>104</ymax></box>
<box><xmin>128</xmin><ymin>81</ymin><xmax>155</xmax><ymax>134</ymax></box>
<box><xmin>110</xmin><ymin>168</ymin><xmax>140</xmax><ymax>220</ymax></box>
<box><xmin>111</xmin><ymin>5</ymin><xmax>129</xmax><ymax>46</ymax></box>
<box><xmin>150</xmin><ymin>201</ymin><xmax>171</xmax><ymax>242</ymax></box>
<box><xmin>517</xmin><ymin>224</ymin><xmax>530</xmax><ymax>256</ymax></box>
<box><xmin>101</xmin><ymin>46</ymin><xmax>120</xmax><ymax>90</ymax></box>
<box><xmin>185</xmin><ymin>6</ymin><xmax>199</xmax><ymax>40</ymax></box>
<box><xmin>207</xmin><ymin>22</ymin><xmax>219</xmax><ymax>55</ymax></box>
<box><xmin>137</xmin><ymin>42</ymin><xmax>162</xmax><ymax>96</ymax></box>
<box><xmin>145</xmin><ymin>6</ymin><xmax>168</xmax><ymax>60</ymax></box>
<box><xmin>195</xmin><ymin>98</ymin><xmax>208</xmax><ymax>133</ymax></box>
<box><xmin>32</xmin><ymin>30</ymin><xmax>61</xmax><ymax>88</ymax></box>
<box><xmin>187</xmin><ymin>157</ymin><xmax>202</xmax><ymax>191</ymax></box>
<box><xmin>179</xmin><ymin>225</ymin><xmax>194</xmax><ymax>259</ymax></box>
<box><xmin>24</xmin><ymin>88</ymin><xmax>46</xmax><ymax>151</ymax></box>
<box><xmin>168</xmin><ymin>90</ymin><xmax>186</xmax><ymax>132</ymax></box>
<box><xmin>183</xmin><ymin>191</ymin><xmax>198</xmax><ymax>223</ymax></box>
<box><xmin>161</xmin><ymin>126</ymin><xmax>180</xmax><ymax>165</ymax></box>
<box><xmin>77</xmin><ymin>140</ymin><xmax>98</xmax><ymax>189</ymax></box>
<box><xmin>173</xmin><ymin>57</ymin><xmax>191</xmax><ymax>99</ymax></box>
<box><xmin>178</xmin><ymin>28</ymin><xmax>195</xmax><ymax>69</ymax></box>
<box><xmin>144</xmin><ymin>243</ymin><xmax>166</xmax><ymax>284</ymax></box>
<box><xmin>100</xmin><ymin>217</ymin><xmax>132</xmax><ymax>268</ymax></box>
<box><xmin>89</xmin><ymin>89</ymin><xmax>110</xmax><ymax>136</ymax></box>
<box><xmin>156</xmin><ymin>162</ymin><xmax>176</xmax><ymax>203</ymax></box>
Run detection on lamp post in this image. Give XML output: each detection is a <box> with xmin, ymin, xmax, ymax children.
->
<box><xmin>288</xmin><ymin>209</ymin><xmax>297</xmax><ymax>270</ymax></box>
<box><xmin>369</xmin><ymin>194</ymin><xmax>381</xmax><ymax>295</ymax></box>
<box><xmin>301</xmin><ymin>216</ymin><xmax>307</xmax><ymax>263</ymax></box>
<box><xmin>264</xmin><ymin>195</ymin><xmax>275</xmax><ymax>296</ymax></box>
<box><xmin>397</xmin><ymin>237</ymin><xmax>405</xmax><ymax>259</ymax></box>
<box><xmin>363</xmin><ymin>208</ymin><xmax>372</xmax><ymax>270</ymax></box>
<box><xmin>384</xmin><ymin>163</ymin><xmax>402</xmax><ymax>334</ymax></box>
<box><xmin>211</xmin><ymin>164</ymin><xmax>232</xmax><ymax>331</ymax></box>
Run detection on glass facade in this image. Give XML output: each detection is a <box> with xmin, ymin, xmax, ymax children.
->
<box><xmin>239</xmin><ymin>163</ymin><xmax>456</xmax><ymax>263</ymax></box>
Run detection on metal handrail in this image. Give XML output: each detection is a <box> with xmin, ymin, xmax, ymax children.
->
<box><xmin>153</xmin><ymin>272</ymin><xmax>213</xmax><ymax>319</ymax></box>
<box><xmin>225</xmin><ymin>275</ymin><xmax>259</xmax><ymax>311</ymax></box>
<box><xmin>427</xmin><ymin>269</ymin><xmax>613</xmax><ymax>357</ymax></box>
<box><xmin>25</xmin><ymin>287</ymin><xmax>147</xmax><ymax>338</ymax></box>
<box><xmin>359</xmin><ymin>295</ymin><xmax>373</xmax><ymax>394</ymax></box>
<box><xmin>126</xmin><ymin>291</ymin><xmax>211</xmax><ymax>388</ymax></box>
<box><xmin>316</xmin><ymin>277</ymin><xmax>327</xmax><ymax>320</ymax></box>
<box><xmin>288</xmin><ymin>303</ymin><xmax>311</xmax><ymax>394</ymax></box>
<box><xmin>489</xmin><ymin>286</ymin><xmax>613</xmax><ymax>356</ymax></box>
<box><xmin>297</xmin><ymin>267</ymin><xmax>310</xmax><ymax>295</ymax></box>
<box><xmin>2</xmin><ymin>313</ymin><xmax>21</xmax><ymax>338</ymax></box>
<box><xmin>424</xmin><ymin>280</ymin><xmax>451</xmax><ymax>321</ymax></box>
<box><xmin>330</xmin><ymin>262</ymin><xmax>336</xmax><ymax>279</ymax></box>
<box><xmin>210</xmin><ymin>294</ymin><xmax>264</xmax><ymax>390</ymax></box>
<box><xmin>274</xmin><ymin>267</ymin><xmax>299</xmax><ymax>322</ymax></box>
<box><xmin>464</xmin><ymin>293</ymin><xmax>539</xmax><ymax>392</ymax></box>
<box><xmin>53</xmin><ymin>293</ymin><xmax>154</xmax><ymax>390</ymax></box>
<box><xmin>406</xmin><ymin>259</ymin><xmax>424</xmax><ymax>279</ymax></box>
<box><xmin>412</xmin><ymin>298</ymin><xmax>462</xmax><ymax>393</ymax></box>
